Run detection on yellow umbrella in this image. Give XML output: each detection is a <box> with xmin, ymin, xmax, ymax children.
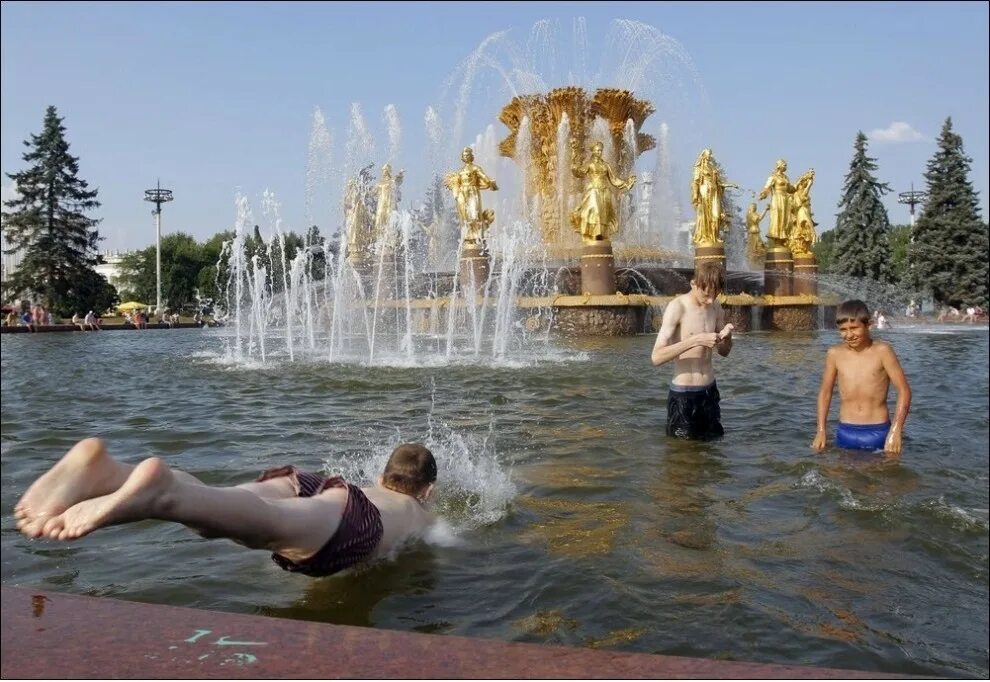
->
<box><xmin>117</xmin><ymin>301</ymin><xmax>147</xmax><ymax>312</ymax></box>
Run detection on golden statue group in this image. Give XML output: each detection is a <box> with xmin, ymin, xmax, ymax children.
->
<box><xmin>687</xmin><ymin>148</ymin><xmax>818</xmax><ymax>265</ymax></box>
<box><xmin>342</xmin><ymin>137</ymin><xmax>818</xmax><ymax>282</ymax></box>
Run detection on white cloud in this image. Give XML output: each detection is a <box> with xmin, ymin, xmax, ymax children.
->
<box><xmin>867</xmin><ymin>121</ymin><xmax>925</xmax><ymax>144</ymax></box>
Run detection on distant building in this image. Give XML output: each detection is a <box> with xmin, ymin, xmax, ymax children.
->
<box><xmin>95</xmin><ymin>250</ymin><xmax>132</xmax><ymax>289</ymax></box>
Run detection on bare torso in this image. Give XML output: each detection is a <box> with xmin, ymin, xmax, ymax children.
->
<box><xmin>833</xmin><ymin>342</ymin><xmax>892</xmax><ymax>424</ymax></box>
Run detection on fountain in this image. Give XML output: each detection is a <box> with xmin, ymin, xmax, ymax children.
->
<box><xmin>214</xmin><ymin>18</ymin><xmax>833</xmax><ymax>368</ymax></box>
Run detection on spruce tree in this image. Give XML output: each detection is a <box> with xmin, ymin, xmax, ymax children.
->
<box><xmin>908</xmin><ymin>118</ymin><xmax>988</xmax><ymax>308</ymax></box>
<box><xmin>832</xmin><ymin>132</ymin><xmax>892</xmax><ymax>283</ymax></box>
<box><xmin>2</xmin><ymin>106</ymin><xmax>105</xmax><ymax>316</ymax></box>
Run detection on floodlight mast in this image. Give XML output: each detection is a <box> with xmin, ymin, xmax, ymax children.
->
<box><xmin>897</xmin><ymin>183</ymin><xmax>927</xmax><ymax>227</ymax></box>
<box><xmin>144</xmin><ymin>181</ymin><xmax>174</xmax><ymax>316</ymax></box>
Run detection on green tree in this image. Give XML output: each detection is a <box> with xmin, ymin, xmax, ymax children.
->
<box><xmin>116</xmin><ymin>247</ymin><xmax>156</xmax><ymax>303</ymax></box>
<box><xmin>908</xmin><ymin>118</ymin><xmax>988</xmax><ymax>308</ymax></box>
<box><xmin>1</xmin><ymin>106</ymin><xmax>104</xmax><ymax>316</ymax></box>
<box><xmin>832</xmin><ymin>132</ymin><xmax>892</xmax><ymax>283</ymax></box>
<box><xmin>812</xmin><ymin>229</ymin><xmax>837</xmax><ymax>274</ymax></box>
<box><xmin>887</xmin><ymin>224</ymin><xmax>911</xmax><ymax>285</ymax></box>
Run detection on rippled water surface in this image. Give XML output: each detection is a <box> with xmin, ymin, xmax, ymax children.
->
<box><xmin>2</xmin><ymin>326</ymin><xmax>987</xmax><ymax>677</ymax></box>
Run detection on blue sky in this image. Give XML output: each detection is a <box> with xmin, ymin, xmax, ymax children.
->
<box><xmin>2</xmin><ymin>1</ymin><xmax>987</xmax><ymax>252</ymax></box>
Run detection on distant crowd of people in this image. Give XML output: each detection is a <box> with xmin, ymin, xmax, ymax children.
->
<box><xmin>2</xmin><ymin>303</ymin><xmax>222</xmax><ymax>332</ymax></box>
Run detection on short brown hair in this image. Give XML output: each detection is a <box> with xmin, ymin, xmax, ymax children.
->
<box><xmin>382</xmin><ymin>443</ymin><xmax>437</xmax><ymax>496</ymax></box>
<box><xmin>692</xmin><ymin>261</ymin><xmax>725</xmax><ymax>295</ymax></box>
<box><xmin>835</xmin><ymin>299</ymin><xmax>871</xmax><ymax>324</ymax></box>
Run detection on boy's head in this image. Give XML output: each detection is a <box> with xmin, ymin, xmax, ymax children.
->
<box><xmin>835</xmin><ymin>299</ymin><xmax>873</xmax><ymax>349</ymax></box>
<box><xmin>382</xmin><ymin>443</ymin><xmax>437</xmax><ymax>498</ymax></box>
<box><xmin>835</xmin><ymin>299</ymin><xmax>871</xmax><ymax>326</ymax></box>
<box><xmin>690</xmin><ymin>261</ymin><xmax>725</xmax><ymax>305</ymax></box>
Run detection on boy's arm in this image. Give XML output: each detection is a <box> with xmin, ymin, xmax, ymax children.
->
<box><xmin>650</xmin><ymin>300</ymin><xmax>716</xmax><ymax>366</ymax></box>
<box><xmin>880</xmin><ymin>344</ymin><xmax>912</xmax><ymax>455</ymax></box>
<box><xmin>811</xmin><ymin>348</ymin><xmax>838</xmax><ymax>452</ymax></box>
<box><xmin>715</xmin><ymin>303</ymin><xmax>733</xmax><ymax>357</ymax></box>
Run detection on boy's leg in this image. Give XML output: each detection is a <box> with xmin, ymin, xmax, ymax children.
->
<box><xmin>16</xmin><ymin>438</ymin><xmax>209</xmax><ymax>538</ymax></box>
<box><xmin>15</xmin><ymin>438</ymin><xmax>135</xmax><ymax>537</ymax></box>
<box><xmin>43</xmin><ymin>458</ymin><xmax>344</xmax><ymax>562</ymax></box>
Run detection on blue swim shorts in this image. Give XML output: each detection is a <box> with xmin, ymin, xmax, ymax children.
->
<box><xmin>835</xmin><ymin>422</ymin><xmax>890</xmax><ymax>451</ymax></box>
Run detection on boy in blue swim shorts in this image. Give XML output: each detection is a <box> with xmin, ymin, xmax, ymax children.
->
<box><xmin>811</xmin><ymin>299</ymin><xmax>912</xmax><ymax>455</ymax></box>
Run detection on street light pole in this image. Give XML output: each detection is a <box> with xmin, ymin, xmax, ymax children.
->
<box><xmin>144</xmin><ymin>181</ymin><xmax>174</xmax><ymax>315</ymax></box>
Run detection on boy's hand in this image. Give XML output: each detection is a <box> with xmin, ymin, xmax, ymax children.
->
<box><xmin>717</xmin><ymin>324</ymin><xmax>734</xmax><ymax>341</ymax></box>
<box><xmin>884</xmin><ymin>429</ymin><xmax>903</xmax><ymax>456</ymax></box>
<box><xmin>811</xmin><ymin>430</ymin><xmax>827</xmax><ymax>452</ymax></box>
<box><xmin>691</xmin><ymin>332</ymin><xmax>719</xmax><ymax>348</ymax></box>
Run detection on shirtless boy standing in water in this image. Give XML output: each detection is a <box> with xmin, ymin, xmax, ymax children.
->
<box><xmin>812</xmin><ymin>299</ymin><xmax>912</xmax><ymax>455</ymax></box>
<box><xmin>651</xmin><ymin>261</ymin><xmax>735</xmax><ymax>440</ymax></box>
<box><xmin>15</xmin><ymin>439</ymin><xmax>437</xmax><ymax>577</ymax></box>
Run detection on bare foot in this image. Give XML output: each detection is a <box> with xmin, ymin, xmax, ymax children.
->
<box><xmin>15</xmin><ymin>439</ymin><xmax>133</xmax><ymax>538</ymax></box>
<box><xmin>43</xmin><ymin>457</ymin><xmax>175</xmax><ymax>541</ymax></box>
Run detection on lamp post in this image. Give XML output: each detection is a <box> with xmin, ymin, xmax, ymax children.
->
<box><xmin>144</xmin><ymin>181</ymin><xmax>173</xmax><ymax>315</ymax></box>
<box><xmin>897</xmin><ymin>184</ymin><xmax>927</xmax><ymax>228</ymax></box>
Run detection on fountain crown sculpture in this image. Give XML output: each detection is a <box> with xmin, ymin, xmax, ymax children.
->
<box><xmin>569</xmin><ymin>140</ymin><xmax>636</xmax><ymax>244</ymax></box>
<box><xmin>444</xmin><ymin>146</ymin><xmax>498</xmax><ymax>246</ymax></box>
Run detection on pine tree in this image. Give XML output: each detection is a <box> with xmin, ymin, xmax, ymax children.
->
<box><xmin>832</xmin><ymin>132</ymin><xmax>892</xmax><ymax>283</ymax></box>
<box><xmin>2</xmin><ymin>106</ymin><xmax>106</xmax><ymax>317</ymax></box>
<box><xmin>908</xmin><ymin>118</ymin><xmax>988</xmax><ymax>308</ymax></box>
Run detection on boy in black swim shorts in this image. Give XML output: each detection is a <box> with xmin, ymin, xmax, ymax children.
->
<box><xmin>650</xmin><ymin>261</ymin><xmax>735</xmax><ymax>440</ymax></box>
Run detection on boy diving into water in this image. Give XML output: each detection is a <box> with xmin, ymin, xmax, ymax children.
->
<box><xmin>15</xmin><ymin>439</ymin><xmax>437</xmax><ymax>577</ymax></box>
<box><xmin>812</xmin><ymin>299</ymin><xmax>912</xmax><ymax>455</ymax></box>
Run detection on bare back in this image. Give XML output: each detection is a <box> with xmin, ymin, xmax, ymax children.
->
<box><xmin>361</xmin><ymin>486</ymin><xmax>434</xmax><ymax>556</ymax></box>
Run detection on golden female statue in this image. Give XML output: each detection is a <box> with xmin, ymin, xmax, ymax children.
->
<box><xmin>444</xmin><ymin>147</ymin><xmax>498</xmax><ymax>246</ymax></box>
<box><xmin>343</xmin><ymin>178</ymin><xmax>370</xmax><ymax>260</ymax></box>
<box><xmin>789</xmin><ymin>169</ymin><xmax>818</xmax><ymax>256</ymax></box>
<box><xmin>757</xmin><ymin>159</ymin><xmax>795</xmax><ymax>248</ymax></box>
<box><xmin>373</xmin><ymin>164</ymin><xmax>404</xmax><ymax>250</ymax></box>
<box><xmin>690</xmin><ymin>148</ymin><xmax>738</xmax><ymax>246</ymax></box>
<box><xmin>569</xmin><ymin>140</ymin><xmax>636</xmax><ymax>243</ymax></box>
<box><xmin>745</xmin><ymin>202</ymin><xmax>769</xmax><ymax>263</ymax></box>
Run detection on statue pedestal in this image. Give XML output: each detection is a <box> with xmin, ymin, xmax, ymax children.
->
<box><xmin>458</xmin><ymin>243</ymin><xmax>490</xmax><ymax>292</ymax></box>
<box><xmin>579</xmin><ymin>241</ymin><xmax>617</xmax><ymax>295</ymax></box>
<box><xmin>793</xmin><ymin>254</ymin><xmax>818</xmax><ymax>296</ymax></box>
<box><xmin>694</xmin><ymin>244</ymin><xmax>726</xmax><ymax>271</ymax></box>
<box><xmin>764</xmin><ymin>247</ymin><xmax>793</xmax><ymax>297</ymax></box>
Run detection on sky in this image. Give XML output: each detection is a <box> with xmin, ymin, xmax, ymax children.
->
<box><xmin>2</xmin><ymin>1</ymin><xmax>988</xmax><ymax>253</ymax></box>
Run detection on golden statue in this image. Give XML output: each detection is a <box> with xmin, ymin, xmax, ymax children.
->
<box><xmin>757</xmin><ymin>159</ymin><xmax>795</xmax><ymax>249</ymax></box>
<box><xmin>421</xmin><ymin>218</ymin><xmax>443</xmax><ymax>268</ymax></box>
<box><xmin>343</xmin><ymin>177</ymin><xmax>370</xmax><ymax>261</ymax></box>
<box><xmin>745</xmin><ymin>202</ymin><xmax>769</xmax><ymax>264</ymax></box>
<box><xmin>444</xmin><ymin>147</ymin><xmax>498</xmax><ymax>246</ymax></box>
<box><xmin>569</xmin><ymin>140</ymin><xmax>636</xmax><ymax>243</ymax></box>
<box><xmin>373</xmin><ymin>163</ymin><xmax>404</xmax><ymax>250</ymax></box>
<box><xmin>789</xmin><ymin>169</ymin><xmax>818</xmax><ymax>256</ymax></box>
<box><xmin>690</xmin><ymin>148</ymin><xmax>738</xmax><ymax>246</ymax></box>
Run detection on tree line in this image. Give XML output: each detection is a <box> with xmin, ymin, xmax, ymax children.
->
<box><xmin>814</xmin><ymin>119</ymin><xmax>988</xmax><ymax>309</ymax></box>
<box><xmin>3</xmin><ymin>107</ymin><xmax>987</xmax><ymax>315</ymax></box>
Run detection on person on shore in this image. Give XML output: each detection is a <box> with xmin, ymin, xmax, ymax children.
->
<box><xmin>15</xmin><ymin>439</ymin><xmax>437</xmax><ymax>578</ymax></box>
<box><xmin>650</xmin><ymin>261</ymin><xmax>734</xmax><ymax>440</ymax></box>
<box><xmin>84</xmin><ymin>310</ymin><xmax>100</xmax><ymax>331</ymax></box>
<box><xmin>72</xmin><ymin>313</ymin><xmax>86</xmax><ymax>331</ymax></box>
<box><xmin>811</xmin><ymin>299</ymin><xmax>911</xmax><ymax>456</ymax></box>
